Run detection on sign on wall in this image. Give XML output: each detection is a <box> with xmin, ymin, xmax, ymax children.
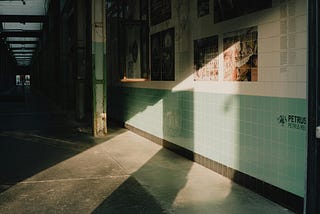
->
<box><xmin>277</xmin><ymin>114</ymin><xmax>306</xmax><ymax>131</ymax></box>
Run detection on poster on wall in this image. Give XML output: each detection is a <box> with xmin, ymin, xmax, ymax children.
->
<box><xmin>125</xmin><ymin>24</ymin><xmax>141</xmax><ymax>79</ymax></box>
<box><xmin>16</xmin><ymin>75</ymin><xmax>22</xmax><ymax>86</ymax></box>
<box><xmin>214</xmin><ymin>0</ymin><xmax>272</xmax><ymax>23</ymax></box>
<box><xmin>151</xmin><ymin>28</ymin><xmax>175</xmax><ymax>81</ymax></box>
<box><xmin>16</xmin><ymin>75</ymin><xmax>31</xmax><ymax>86</ymax></box>
<box><xmin>25</xmin><ymin>75</ymin><xmax>30</xmax><ymax>86</ymax></box>
<box><xmin>197</xmin><ymin>0</ymin><xmax>209</xmax><ymax>17</ymax></box>
<box><xmin>150</xmin><ymin>0</ymin><xmax>171</xmax><ymax>26</ymax></box>
<box><xmin>223</xmin><ymin>26</ymin><xmax>258</xmax><ymax>81</ymax></box>
<box><xmin>194</xmin><ymin>35</ymin><xmax>219</xmax><ymax>81</ymax></box>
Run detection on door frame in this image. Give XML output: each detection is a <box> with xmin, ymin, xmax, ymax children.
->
<box><xmin>306</xmin><ymin>0</ymin><xmax>320</xmax><ymax>213</ymax></box>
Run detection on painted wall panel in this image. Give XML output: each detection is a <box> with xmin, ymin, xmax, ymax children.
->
<box><xmin>109</xmin><ymin>87</ymin><xmax>306</xmax><ymax>196</ymax></box>
<box><xmin>108</xmin><ymin>0</ymin><xmax>307</xmax><ymax>197</ymax></box>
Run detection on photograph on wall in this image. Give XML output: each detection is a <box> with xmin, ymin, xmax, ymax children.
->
<box><xmin>125</xmin><ymin>24</ymin><xmax>141</xmax><ymax>79</ymax></box>
<box><xmin>198</xmin><ymin>0</ymin><xmax>209</xmax><ymax>17</ymax></box>
<box><xmin>150</xmin><ymin>0</ymin><xmax>171</xmax><ymax>26</ymax></box>
<box><xmin>194</xmin><ymin>35</ymin><xmax>219</xmax><ymax>81</ymax></box>
<box><xmin>151</xmin><ymin>28</ymin><xmax>175</xmax><ymax>81</ymax></box>
<box><xmin>214</xmin><ymin>0</ymin><xmax>272</xmax><ymax>23</ymax></box>
<box><xmin>16</xmin><ymin>75</ymin><xmax>31</xmax><ymax>86</ymax></box>
<box><xmin>15</xmin><ymin>75</ymin><xmax>22</xmax><ymax>86</ymax></box>
<box><xmin>223</xmin><ymin>26</ymin><xmax>258</xmax><ymax>81</ymax></box>
<box><xmin>25</xmin><ymin>75</ymin><xmax>31</xmax><ymax>86</ymax></box>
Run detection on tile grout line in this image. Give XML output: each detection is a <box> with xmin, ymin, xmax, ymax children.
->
<box><xmin>19</xmin><ymin>175</ymin><xmax>131</xmax><ymax>184</ymax></box>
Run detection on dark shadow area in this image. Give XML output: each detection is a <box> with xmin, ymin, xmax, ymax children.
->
<box><xmin>132</xmin><ymin>149</ymin><xmax>192</xmax><ymax>208</ymax></box>
<box><xmin>163</xmin><ymin>90</ymin><xmax>194</xmax><ymax>157</ymax></box>
<box><xmin>0</xmin><ymin>125</ymin><xmax>125</xmax><ymax>193</ymax></box>
<box><xmin>92</xmin><ymin>143</ymin><xmax>291</xmax><ymax>213</ymax></box>
<box><xmin>108</xmin><ymin>87</ymin><xmax>168</xmax><ymax>124</ymax></box>
<box><xmin>93</xmin><ymin>148</ymin><xmax>193</xmax><ymax>213</ymax></box>
<box><xmin>223</xmin><ymin>94</ymin><xmax>304</xmax><ymax>213</ymax></box>
<box><xmin>0</xmin><ymin>86</ymin><xmax>25</xmax><ymax>102</ymax></box>
<box><xmin>0</xmin><ymin>40</ymin><xmax>16</xmax><ymax>93</ymax></box>
<box><xmin>93</xmin><ymin>177</ymin><xmax>166</xmax><ymax>214</ymax></box>
<box><xmin>0</xmin><ymin>134</ymin><xmax>80</xmax><ymax>193</ymax></box>
<box><xmin>108</xmin><ymin>87</ymin><xmax>194</xmax><ymax>211</ymax></box>
<box><xmin>0</xmin><ymin>89</ymin><xmax>125</xmax><ymax>194</ymax></box>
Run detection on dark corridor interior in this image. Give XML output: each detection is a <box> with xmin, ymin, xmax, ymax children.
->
<box><xmin>0</xmin><ymin>87</ymin><xmax>97</xmax><ymax>192</ymax></box>
<box><xmin>0</xmin><ymin>0</ymin><xmax>93</xmax><ymax>125</ymax></box>
<box><xmin>0</xmin><ymin>0</ymin><xmax>319</xmax><ymax>213</ymax></box>
<box><xmin>0</xmin><ymin>0</ymin><xmax>98</xmax><ymax>205</ymax></box>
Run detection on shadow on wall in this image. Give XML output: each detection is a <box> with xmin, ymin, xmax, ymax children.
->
<box><xmin>106</xmin><ymin>2</ymin><xmax>305</xmax><ymax>212</ymax></box>
<box><xmin>107</xmin><ymin>87</ymin><xmax>195</xmax><ymax>211</ymax></box>
<box><xmin>223</xmin><ymin>94</ymin><xmax>305</xmax><ymax>213</ymax></box>
<box><xmin>163</xmin><ymin>90</ymin><xmax>194</xmax><ymax>153</ymax></box>
<box><xmin>107</xmin><ymin>56</ymin><xmax>305</xmax><ymax>213</ymax></box>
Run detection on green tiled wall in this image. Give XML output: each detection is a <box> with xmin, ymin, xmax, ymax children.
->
<box><xmin>108</xmin><ymin>86</ymin><xmax>307</xmax><ymax>197</ymax></box>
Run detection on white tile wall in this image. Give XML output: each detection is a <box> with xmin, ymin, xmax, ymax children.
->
<box><xmin>259</xmin><ymin>37</ymin><xmax>281</xmax><ymax>52</ymax></box>
<box><xmin>259</xmin><ymin>22</ymin><xmax>281</xmax><ymax>38</ymax></box>
<box><xmin>119</xmin><ymin>0</ymin><xmax>307</xmax><ymax>99</ymax></box>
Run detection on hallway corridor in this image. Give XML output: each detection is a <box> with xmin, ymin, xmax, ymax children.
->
<box><xmin>0</xmin><ymin>89</ymin><xmax>293</xmax><ymax>213</ymax></box>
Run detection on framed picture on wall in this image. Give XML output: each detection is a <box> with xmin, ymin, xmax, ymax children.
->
<box><xmin>197</xmin><ymin>0</ymin><xmax>209</xmax><ymax>17</ymax></box>
<box><xmin>223</xmin><ymin>26</ymin><xmax>258</xmax><ymax>81</ymax></box>
<box><xmin>194</xmin><ymin>35</ymin><xmax>219</xmax><ymax>81</ymax></box>
<box><xmin>214</xmin><ymin>0</ymin><xmax>272</xmax><ymax>23</ymax></box>
<box><xmin>151</xmin><ymin>28</ymin><xmax>175</xmax><ymax>81</ymax></box>
<box><xmin>150</xmin><ymin>0</ymin><xmax>171</xmax><ymax>25</ymax></box>
<box><xmin>125</xmin><ymin>24</ymin><xmax>142</xmax><ymax>79</ymax></box>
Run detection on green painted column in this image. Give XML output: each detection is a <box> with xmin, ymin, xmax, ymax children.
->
<box><xmin>91</xmin><ymin>0</ymin><xmax>107</xmax><ymax>136</ymax></box>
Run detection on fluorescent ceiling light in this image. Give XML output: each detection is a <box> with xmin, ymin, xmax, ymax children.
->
<box><xmin>10</xmin><ymin>43</ymin><xmax>37</xmax><ymax>48</ymax></box>
<box><xmin>14</xmin><ymin>53</ymin><xmax>33</xmax><ymax>56</ymax></box>
<box><xmin>0</xmin><ymin>0</ymin><xmax>48</xmax><ymax>16</ymax></box>
<box><xmin>3</xmin><ymin>22</ymin><xmax>42</xmax><ymax>31</ymax></box>
<box><xmin>6</xmin><ymin>37</ymin><xmax>39</xmax><ymax>42</ymax></box>
<box><xmin>12</xmin><ymin>49</ymin><xmax>35</xmax><ymax>53</ymax></box>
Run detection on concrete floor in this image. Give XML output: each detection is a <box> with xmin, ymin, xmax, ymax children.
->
<box><xmin>0</xmin><ymin>88</ymin><xmax>293</xmax><ymax>213</ymax></box>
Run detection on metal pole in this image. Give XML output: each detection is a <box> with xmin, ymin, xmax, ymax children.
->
<box><xmin>91</xmin><ymin>0</ymin><xmax>107</xmax><ymax>136</ymax></box>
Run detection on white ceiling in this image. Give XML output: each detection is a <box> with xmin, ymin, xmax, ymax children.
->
<box><xmin>3</xmin><ymin>22</ymin><xmax>43</xmax><ymax>31</ymax></box>
<box><xmin>0</xmin><ymin>0</ymin><xmax>49</xmax><ymax>66</ymax></box>
<box><xmin>6</xmin><ymin>37</ymin><xmax>39</xmax><ymax>42</ymax></box>
<box><xmin>9</xmin><ymin>43</ymin><xmax>37</xmax><ymax>48</ymax></box>
<box><xmin>0</xmin><ymin>0</ymin><xmax>48</xmax><ymax>16</ymax></box>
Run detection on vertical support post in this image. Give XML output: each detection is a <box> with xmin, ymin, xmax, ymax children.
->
<box><xmin>305</xmin><ymin>0</ymin><xmax>320</xmax><ymax>213</ymax></box>
<box><xmin>75</xmin><ymin>0</ymin><xmax>87</xmax><ymax>120</ymax></box>
<box><xmin>91</xmin><ymin>0</ymin><xmax>107</xmax><ymax>136</ymax></box>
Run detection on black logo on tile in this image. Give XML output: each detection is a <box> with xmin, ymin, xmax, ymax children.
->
<box><xmin>277</xmin><ymin>114</ymin><xmax>306</xmax><ymax>131</ymax></box>
<box><xmin>277</xmin><ymin>115</ymin><xmax>287</xmax><ymax>126</ymax></box>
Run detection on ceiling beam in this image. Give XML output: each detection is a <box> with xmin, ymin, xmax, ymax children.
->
<box><xmin>15</xmin><ymin>57</ymin><xmax>32</xmax><ymax>59</ymax></box>
<box><xmin>14</xmin><ymin>53</ymin><xmax>33</xmax><ymax>55</ymax></box>
<box><xmin>0</xmin><ymin>30</ymin><xmax>41</xmax><ymax>38</ymax></box>
<box><xmin>7</xmin><ymin>41</ymin><xmax>38</xmax><ymax>44</ymax></box>
<box><xmin>0</xmin><ymin>15</ymin><xmax>47</xmax><ymax>23</ymax></box>
<box><xmin>12</xmin><ymin>50</ymin><xmax>35</xmax><ymax>53</ymax></box>
<box><xmin>10</xmin><ymin>47</ymin><xmax>37</xmax><ymax>50</ymax></box>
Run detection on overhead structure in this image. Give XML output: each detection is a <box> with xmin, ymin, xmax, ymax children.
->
<box><xmin>0</xmin><ymin>0</ymin><xmax>49</xmax><ymax>67</ymax></box>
